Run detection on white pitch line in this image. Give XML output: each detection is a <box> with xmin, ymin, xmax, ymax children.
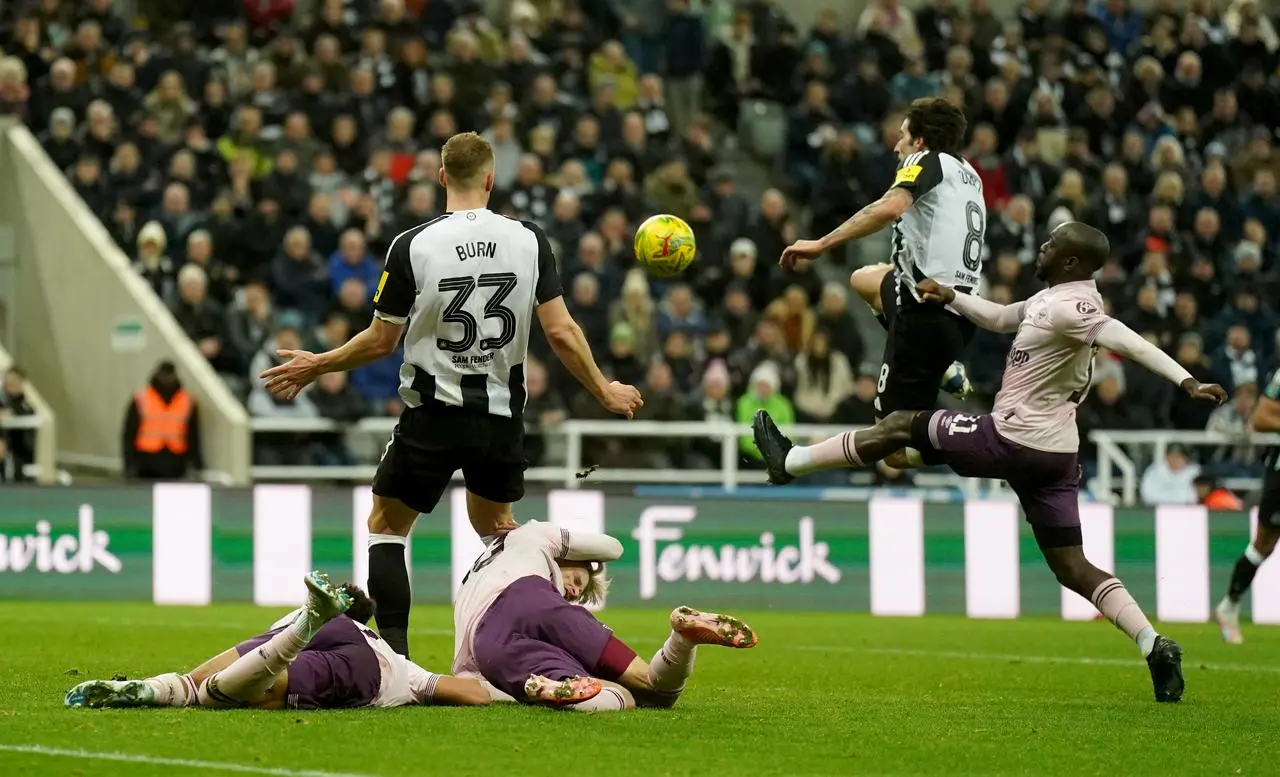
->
<box><xmin>0</xmin><ymin>744</ymin><xmax>380</xmax><ymax>777</ymax></box>
<box><xmin>792</xmin><ymin>644</ymin><xmax>1280</xmax><ymax>674</ymax></box>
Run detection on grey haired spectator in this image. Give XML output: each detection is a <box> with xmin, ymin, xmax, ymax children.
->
<box><xmin>133</xmin><ymin>221</ymin><xmax>176</xmax><ymax>301</ymax></box>
<box><xmin>40</xmin><ymin>107</ymin><xmax>81</xmax><ymax>170</ymax></box>
<box><xmin>171</xmin><ymin>263</ymin><xmax>235</xmax><ymax>375</ymax></box>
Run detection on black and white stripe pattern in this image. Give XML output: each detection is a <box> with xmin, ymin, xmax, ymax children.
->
<box><xmin>890</xmin><ymin>150</ymin><xmax>986</xmax><ymax>305</ymax></box>
<box><xmin>890</xmin><ymin>151</ymin><xmax>928</xmax><ymax>305</ymax></box>
<box><xmin>387</xmin><ymin>210</ymin><xmax>561</xmax><ymax>422</ymax></box>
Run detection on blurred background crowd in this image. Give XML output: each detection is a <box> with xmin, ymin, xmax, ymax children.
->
<box><xmin>1</xmin><ymin>0</ymin><xmax>1277</xmax><ymax>496</ymax></box>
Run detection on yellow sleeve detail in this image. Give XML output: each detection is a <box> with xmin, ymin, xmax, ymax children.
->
<box><xmin>894</xmin><ymin>165</ymin><xmax>923</xmax><ymax>185</ymax></box>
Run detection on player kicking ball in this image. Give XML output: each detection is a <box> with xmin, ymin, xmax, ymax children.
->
<box><xmin>455</xmin><ymin>520</ymin><xmax>758</xmax><ymax>711</ymax></box>
<box><xmin>65</xmin><ymin>572</ymin><xmax>501</xmax><ymax>710</ymax></box>
<box><xmin>754</xmin><ymin>222</ymin><xmax>1228</xmax><ymax>703</ymax></box>
<box><xmin>780</xmin><ymin>98</ymin><xmax>984</xmax><ymax>474</ymax></box>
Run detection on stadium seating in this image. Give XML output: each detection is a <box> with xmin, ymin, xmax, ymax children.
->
<box><xmin>1</xmin><ymin>0</ymin><xmax>1277</xmax><ymax>499</ymax></box>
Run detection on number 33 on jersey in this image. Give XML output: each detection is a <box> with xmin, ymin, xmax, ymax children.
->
<box><xmin>372</xmin><ymin>210</ymin><xmax>564</xmax><ymax>419</ymax></box>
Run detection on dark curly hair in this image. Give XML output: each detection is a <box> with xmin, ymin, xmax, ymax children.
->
<box><xmin>340</xmin><ymin>582</ymin><xmax>377</xmax><ymax>625</ymax></box>
<box><xmin>904</xmin><ymin>97</ymin><xmax>968</xmax><ymax>156</ymax></box>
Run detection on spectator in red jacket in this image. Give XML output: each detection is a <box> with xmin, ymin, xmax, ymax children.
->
<box><xmin>243</xmin><ymin>0</ymin><xmax>297</xmax><ymax>39</ymax></box>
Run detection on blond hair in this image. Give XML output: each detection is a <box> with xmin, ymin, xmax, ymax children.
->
<box><xmin>441</xmin><ymin>131</ymin><xmax>494</xmax><ymax>187</ymax></box>
<box><xmin>578</xmin><ymin>564</ymin><xmax>611</xmax><ymax>608</ymax></box>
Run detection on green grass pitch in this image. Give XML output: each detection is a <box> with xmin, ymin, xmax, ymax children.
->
<box><xmin>0</xmin><ymin>603</ymin><xmax>1272</xmax><ymax>776</ymax></box>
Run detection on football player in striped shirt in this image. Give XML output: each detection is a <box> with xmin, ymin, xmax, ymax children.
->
<box><xmin>260</xmin><ymin>132</ymin><xmax>642</xmax><ymax>659</ymax></box>
<box><xmin>780</xmin><ymin>98</ymin><xmax>984</xmax><ymax>470</ymax></box>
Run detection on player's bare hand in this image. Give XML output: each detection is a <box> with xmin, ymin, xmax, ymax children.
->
<box><xmin>1180</xmin><ymin>378</ymin><xmax>1228</xmax><ymax>405</ymax></box>
<box><xmin>916</xmin><ymin>279</ymin><xmax>955</xmax><ymax>305</ymax></box>
<box><xmin>260</xmin><ymin>350</ymin><xmax>323</xmax><ymax>401</ymax></box>
<box><xmin>601</xmin><ymin>381</ymin><xmax>644</xmax><ymax>419</ymax></box>
<box><xmin>779</xmin><ymin>239</ymin><xmax>825</xmax><ymax>269</ymax></box>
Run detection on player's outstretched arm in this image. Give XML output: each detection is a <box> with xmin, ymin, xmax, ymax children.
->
<box><xmin>780</xmin><ymin>188</ymin><xmax>913</xmax><ymax>269</ymax></box>
<box><xmin>916</xmin><ymin>279</ymin><xmax>1026</xmax><ymax>333</ymax></box>
<box><xmin>560</xmin><ymin>528</ymin><xmax>624</xmax><ymax>562</ymax></box>
<box><xmin>261</xmin><ymin>226</ymin><xmax>415</xmax><ymax>400</ymax></box>
<box><xmin>1092</xmin><ymin>319</ymin><xmax>1227</xmax><ymax>404</ymax></box>
<box><xmin>260</xmin><ymin>317</ymin><xmax>404</xmax><ymax>400</ymax></box>
<box><xmin>537</xmin><ymin>296</ymin><xmax>643</xmax><ymax>419</ymax></box>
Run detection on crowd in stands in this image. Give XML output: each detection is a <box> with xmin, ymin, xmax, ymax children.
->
<box><xmin>773</xmin><ymin>0</ymin><xmax>1280</xmax><ymax>484</ymax></box>
<box><xmin>2</xmin><ymin>0</ymin><xmax>1278</xmax><ymax>488</ymax></box>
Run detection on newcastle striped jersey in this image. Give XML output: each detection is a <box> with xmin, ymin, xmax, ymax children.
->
<box><xmin>372</xmin><ymin>209</ymin><xmax>562</xmax><ymax>420</ymax></box>
<box><xmin>890</xmin><ymin>150</ymin><xmax>986</xmax><ymax>305</ymax></box>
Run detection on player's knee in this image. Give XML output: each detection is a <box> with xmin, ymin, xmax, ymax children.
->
<box><xmin>465</xmin><ymin>490</ymin><xmax>516</xmax><ymax>537</ymax></box>
<box><xmin>879</xmin><ymin>411</ymin><xmax>917</xmax><ymax>446</ymax></box>
<box><xmin>1041</xmin><ymin>545</ymin><xmax>1095</xmax><ymax>588</ymax></box>
<box><xmin>368</xmin><ymin>496</ymin><xmax>416</xmax><ymax>536</ymax></box>
<box><xmin>849</xmin><ymin>264</ymin><xmax>887</xmax><ymax>307</ymax></box>
<box><xmin>883</xmin><ymin>450</ymin><xmax>909</xmax><ymax>469</ymax></box>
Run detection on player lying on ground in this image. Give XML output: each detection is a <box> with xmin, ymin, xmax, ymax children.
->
<box><xmin>778</xmin><ymin>98</ymin><xmax>983</xmax><ymax>472</ymax></box>
<box><xmin>754</xmin><ymin>222</ymin><xmax>1229</xmax><ymax>703</ymax></box>
<box><xmin>258</xmin><ymin>131</ymin><xmax>642</xmax><ymax>660</ymax></box>
<box><xmin>454</xmin><ymin>519</ymin><xmax>758</xmax><ymax>711</ymax></box>
<box><xmin>1215</xmin><ymin>364</ymin><xmax>1280</xmax><ymax>644</ymax></box>
<box><xmin>65</xmin><ymin>572</ymin><xmax>492</xmax><ymax>710</ymax></box>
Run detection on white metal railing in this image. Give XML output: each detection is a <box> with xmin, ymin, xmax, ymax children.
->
<box><xmin>248</xmin><ymin>417</ymin><xmax>990</xmax><ymax>495</ymax></box>
<box><xmin>247</xmin><ymin>419</ymin><xmax>1280</xmax><ymax>503</ymax></box>
<box><xmin>0</xmin><ymin>413</ymin><xmax>62</xmax><ymax>483</ymax></box>
<box><xmin>1091</xmin><ymin>430</ymin><xmax>1280</xmax><ymax>506</ymax></box>
<box><xmin>0</xmin><ymin>337</ymin><xmax>59</xmax><ymax>484</ymax></box>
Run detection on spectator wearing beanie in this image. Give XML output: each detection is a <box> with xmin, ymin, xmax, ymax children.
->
<box><xmin>687</xmin><ymin>358</ymin><xmax>735</xmax><ymax>467</ymax></box>
<box><xmin>601</xmin><ymin>322</ymin><xmax>647</xmax><ymax>391</ymax></box>
<box><xmin>736</xmin><ymin>361</ymin><xmax>794</xmax><ymax>463</ymax></box>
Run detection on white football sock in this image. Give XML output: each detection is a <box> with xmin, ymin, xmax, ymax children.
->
<box><xmin>567</xmin><ymin>686</ymin><xmax>630</xmax><ymax>712</ymax></box>
<box><xmin>784</xmin><ymin>432</ymin><xmax>862</xmax><ymax>475</ymax></box>
<box><xmin>1090</xmin><ymin>578</ymin><xmax>1158</xmax><ymax>657</ymax></box>
<box><xmin>198</xmin><ymin>614</ymin><xmax>311</xmax><ymax>707</ymax></box>
<box><xmin>143</xmin><ymin>672</ymin><xmax>197</xmax><ymax>706</ymax></box>
<box><xmin>648</xmin><ymin>631</ymin><xmax>696</xmax><ymax>693</ymax></box>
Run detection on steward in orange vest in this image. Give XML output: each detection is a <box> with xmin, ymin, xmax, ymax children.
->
<box><xmin>1195</xmin><ymin>475</ymin><xmax>1245</xmax><ymax>511</ymax></box>
<box><xmin>123</xmin><ymin>361</ymin><xmax>203</xmax><ymax>480</ymax></box>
